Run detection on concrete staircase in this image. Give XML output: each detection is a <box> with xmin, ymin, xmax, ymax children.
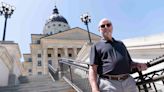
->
<box><xmin>0</xmin><ymin>75</ymin><xmax>75</xmax><ymax>92</ymax></box>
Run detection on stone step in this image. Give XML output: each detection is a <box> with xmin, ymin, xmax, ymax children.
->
<box><xmin>19</xmin><ymin>75</ymin><xmax>52</xmax><ymax>83</ymax></box>
<box><xmin>0</xmin><ymin>75</ymin><xmax>75</xmax><ymax>92</ymax></box>
<box><xmin>27</xmin><ymin>75</ymin><xmax>51</xmax><ymax>80</ymax></box>
<box><xmin>22</xmin><ymin>79</ymin><xmax>52</xmax><ymax>83</ymax></box>
<box><xmin>0</xmin><ymin>87</ymin><xmax>75</xmax><ymax>92</ymax></box>
<box><xmin>0</xmin><ymin>82</ymin><xmax>72</xmax><ymax>92</ymax></box>
<box><xmin>0</xmin><ymin>79</ymin><xmax>65</xmax><ymax>89</ymax></box>
<box><xmin>1</xmin><ymin>82</ymin><xmax>53</xmax><ymax>89</ymax></box>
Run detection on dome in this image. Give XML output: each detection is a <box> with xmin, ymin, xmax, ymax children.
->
<box><xmin>43</xmin><ymin>6</ymin><xmax>70</xmax><ymax>35</ymax></box>
<box><xmin>49</xmin><ymin>15</ymin><xmax>68</xmax><ymax>24</ymax></box>
<box><xmin>48</xmin><ymin>6</ymin><xmax>68</xmax><ymax>24</ymax></box>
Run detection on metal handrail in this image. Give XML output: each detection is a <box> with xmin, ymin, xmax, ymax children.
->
<box><xmin>48</xmin><ymin>64</ymin><xmax>59</xmax><ymax>80</ymax></box>
<box><xmin>131</xmin><ymin>54</ymin><xmax>164</xmax><ymax>74</ymax></box>
<box><xmin>59</xmin><ymin>56</ymin><xmax>164</xmax><ymax>92</ymax></box>
<box><xmin>59</xmin><ymin>59</ymin><xmax>89</xmax><ymax>72</ymax></box>
<box><xmin>134</xmin><ymin>68</ymin><xmax>164</xmax><ymax>79</ymax></box>
<box><xmin>131</xmin><ymin>55</ymin><xmax>164</xmax><ymax>92</ymax></box>
<box><xmin>136</xmin><ymin>75</ymin><xmax>164</xmax><ymax>85</ymax></box>
<box><xmin>147</xmin><ymin>55</ymin><xmax>164</xmax><ymax>67</ymax></box>
<box><xmin>59</xmin><ymin>58</ymin><xmax>91</xmax><ymax>92</ymax></box>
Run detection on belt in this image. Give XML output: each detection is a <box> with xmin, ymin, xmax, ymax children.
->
<box><xmin>99</xmin><ymin>74</ymin><xmax>129</xmax><ymax>80</ymax></box>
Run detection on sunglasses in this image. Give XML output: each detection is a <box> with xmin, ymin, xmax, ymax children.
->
<box><xmin>100</xmin><ymin>23</ymin><xmax>112</xmax><ymax>28</ymax></box>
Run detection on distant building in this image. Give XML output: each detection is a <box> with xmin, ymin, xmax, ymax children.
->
<box><xmin>22</xmin><ymin>6</ymin><xmax>100</xmax><ymax>76</ymax></box>
<box><xmin>123</xmin><ymin>33</ymin><xmax>164</xmax><ymax>60</ymax></box>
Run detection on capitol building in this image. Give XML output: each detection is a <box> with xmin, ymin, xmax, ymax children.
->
<box><xmin>22</xmin><ymin>6</ymin><xmax>100</xmax><ymax>76</ymax></box>
<box><xmin>0</xmin><ymin>4</ymin><xmax>164</xmax><ymax>92</ymax></box>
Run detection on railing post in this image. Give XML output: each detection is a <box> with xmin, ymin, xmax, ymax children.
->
<box><xmin>162</xmin><ymin>72</ymin><xmax>164</xmax><ymax>85</ymax></box>
<box><xmin>138</xmin><ymin>71</ymin><xmax>148</xmax><ymax>92</ymax></box>
<box><xmin>58</xmin><ymin>60</ymin><xmax>62</xmax><ymax>79</ymax></box>
<box><xmin>152</xmin><ymin>82</ymin><xmax>158</xmax><ymax>92</ymax></box>
<box><xmin>137</xmin><ymin>86</ymin><xmax>141</xmax><ymax>92</ymax></box>
<box><xmin>69</xmin><ymin>66</ymin><xmax>73</xmax><ymax>82</ymax></box>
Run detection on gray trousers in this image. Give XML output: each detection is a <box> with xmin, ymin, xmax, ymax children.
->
<box><xmin>98</xmin><ymin>75</ymin><xmax>138</xmax><ymax>92</ymax></box>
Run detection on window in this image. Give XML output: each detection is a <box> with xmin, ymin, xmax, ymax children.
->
<box><xmin>68</xmin><ymin>53</ymin><xmax>72</xmax><ymax>57</ymax></box>
<box><xmin>36</xmin><ymin>40</ymin><xmax>40</xmax><ymax>44</ymax></box>
<box><xmin>28</xmin><ymin>58</ymin><xmax>32</xmax><ymax>62</ymax></box>
<box><xmin>38</xmin><ymin>72</ymin><xmax>42</xmax><ymax>75</ymax></box>
<box><xmin>38</xmin><ymin>60</ymin><xmax>42</xmax><ymax>66</ymax></box>
<box><xmin>58</xmin><ymin>24</ymin><xmax>61</xmax><ymax>26</ymax></box>
<box><xmin>53</xmin><ymin>24</ymin><xmax>55</xmax><ymax>26</ymax></box>
<box><xmin>58</xmin><ymin>54</ymin><xmax>61</xmax><ymax>57</ymax></box>
<box><xmin>50</xmin><ymin>32</ymin><xmax>53</xmax><ymax>35</ymax></box>
<box><xmin>48</xmin><ymin>54</ymin><xmax>51</xmax><ymax>57</ymax></box>
<box><xmin>48</xmin><ymin>60</ymin><xmax>52</xmax><ymax>65</ymax></box>
<box><xmin>28</xmin><ymin>69</ymin><xmax>32</xmax><ymax>73</ymax></box>
<box><xmin>38</xmin><ymin>54</ymin><xmax>41</xmax><ymax>58</ymax></box>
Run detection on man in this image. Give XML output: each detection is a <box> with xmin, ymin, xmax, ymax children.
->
<box><xmin>89</xmin><ymin>18</ymin><xmax>147</xmax><ymax>92</ymax></box>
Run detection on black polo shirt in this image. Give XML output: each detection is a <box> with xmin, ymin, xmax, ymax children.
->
<box><xmin>90</xmin><ymin>38</ymin><xmax>132</xmax><ymax>75</ymax></box>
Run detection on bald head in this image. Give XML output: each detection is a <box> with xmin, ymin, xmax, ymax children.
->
<box><xmin>98</xmin><ymin>18</ymin><xmax>112</xmax><ymax>27</ymax></box>
<box><xmin>98</xmin><ymin>18</ymin><xmax>113</xmax><ymax>41</ymax></box>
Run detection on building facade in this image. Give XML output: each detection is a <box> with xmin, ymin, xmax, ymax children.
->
<box><xmin>22</xmin><ymin>6</ymin><xmax>100</xmax><ymax>76</ymax></box>
<box><xmin>0</xmin><ymin>41</ymin><xmax>23</xmax><ymax>86</ymax></box>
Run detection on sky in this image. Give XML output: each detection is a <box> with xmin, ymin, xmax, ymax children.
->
<box><xmin>0</xmin><ymin>0</ymin><xmax>164</xmax><ymax>60</ymax></box>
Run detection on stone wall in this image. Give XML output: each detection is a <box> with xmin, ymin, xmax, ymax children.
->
<box><xmin>0</xmin><ymin>42</ymin><xmax>23</xmax><ymax>86</ymax></box>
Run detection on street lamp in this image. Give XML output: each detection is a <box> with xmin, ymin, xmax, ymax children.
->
<box><xmin>80</xmin><ymin>13</ymin><xmax>92</xmax><ymax>44</ymax></box>
<box><xmin>0</xmin><ymin>2</ymin><xmax>15</xmax><ymax>41</ymax></box>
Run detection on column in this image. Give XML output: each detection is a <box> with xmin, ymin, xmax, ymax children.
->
<box><xmin>43</xmin><ymin>49</ymin><xmax>48</xmax><ymax>75</ymax></box>
<box><xmin>32</xmin><ymin>52</ymin><xmax>37</xmax><ymax>75</ymax></box>
<box><xmin>73</xmin><ymin>47</ymin><xmax>77</xmax><ymax>58</ymax></box>
<box><xmin>53</xmin><ymin>47</ymin><xmax>58</xmax><ymax>68</ymax></box>
<box><xmin>64</xmin><ymin>47</ymin><xmax>68</xmax><ymax>58</ymax></box>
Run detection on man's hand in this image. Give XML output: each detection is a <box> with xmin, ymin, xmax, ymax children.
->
<box><xmin>131</xmin><ymin>62</ymin><xmax>148</xmax><ymax>72</ymax></box>
<box><xmin>136</xmin><ymin>63</ymin><xmax>148</xmax><ymax>71</ymax></box>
